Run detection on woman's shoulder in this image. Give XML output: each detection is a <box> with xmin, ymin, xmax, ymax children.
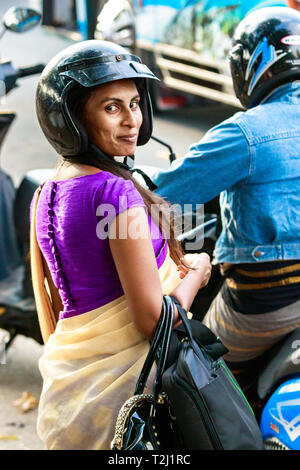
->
<box><xmin>44</xmin><ymin>169</ymin><xmax>130</xmax><ymax>194</ymax></box>
<box><xmin>48</xmin><ymin>168</ymin><xmax>133</xmax><ymax>186</ymax></box>
<box><xmin>44</xmin><ymin>169</ymin><xmax>145</xmax><ymax>210</ymax></box>
<box><xmin>98</xmin><ymin>172</ymin><xmax>145</xmax><ymax>212</ymax></box>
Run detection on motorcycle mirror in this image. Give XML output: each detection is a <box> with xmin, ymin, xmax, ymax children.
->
<box><xmin>2</xmin><ymin>7</ymin><xmax>41</xmax><ymax>34</ymax></box>
<box><xmin>151</xmin><ymin>135</ymin><xmax>177</xmax><ymax>163</ymax></box>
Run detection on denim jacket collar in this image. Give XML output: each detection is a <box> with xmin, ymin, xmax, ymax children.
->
<box><xmin>261</xmin><ymin>81</ymin><xmax>300</xmax><ymax>105</ymax></box>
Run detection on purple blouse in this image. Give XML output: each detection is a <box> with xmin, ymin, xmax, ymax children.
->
<box><xmin>33</xmin><ymin>171</ymin><xmax>167</xmax><ymax>319</ymax></box>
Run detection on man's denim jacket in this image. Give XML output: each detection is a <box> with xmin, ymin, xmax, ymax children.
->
<box><xmin>152</xmin><ymin>82</ymin><xmax>300</xmax><ymax>264</ymax></box>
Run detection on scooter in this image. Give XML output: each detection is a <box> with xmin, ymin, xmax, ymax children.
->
<box><xmin>9</xmin><ymin>120</ymin><xmax>300</xmax><ymax>449</ymax></box>
<box><xmin>0</xmin><ymin>6</ymin><xmax>46</xmax><ymax>353</ymax></box>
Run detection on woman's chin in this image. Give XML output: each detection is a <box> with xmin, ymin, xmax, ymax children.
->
<box><xmin>96</xmin><ymin>141</ymin><xmax>137</xmax><ymax>158</ymax></box>
<box><xmin>117</xmin><ymin>143</ymin><xmax>137</xmax><ymax>156</ymax></box>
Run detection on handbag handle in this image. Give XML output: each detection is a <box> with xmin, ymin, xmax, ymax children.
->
<box><xmin>153</xmin><ymin>296</ymin><xmax>175</xmax><ymax>398</ymax></box>
<box><xmin>170</xmin><ymin>296</ymin><xmax>194</xmax><ymax>342</ymax></box>
<box><xmin>134</xmin><ymin>298</ymin><xmax>168</xmax><ymax>394</ymax></box>
<box><xmin>134</xmin><ymin>295</ymin><xmax>174</xmax><ymax>397</ymax></box>
<box><xmin>170</xmin><ymin>296</ymin><xmax>228</xmax><ymax>360</ymax></box>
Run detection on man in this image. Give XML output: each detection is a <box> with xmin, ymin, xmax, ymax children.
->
<box><xmin>152</xmin><ymin>6</ymin><xmax>300</xmax><ymax>403</ymax></box>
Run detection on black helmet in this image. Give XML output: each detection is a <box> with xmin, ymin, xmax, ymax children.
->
<box><xmin>229</xmin><ymin>6</ymin><xmax>300</xmax><ymax>109</ymax></box>
<box><xmin>36</xmin><ymin>40</ymin><xmax>159</xmax><ymax>156</ymax></box>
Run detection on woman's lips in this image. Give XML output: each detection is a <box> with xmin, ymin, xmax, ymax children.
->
<box><xmin>118</xmin><ymin>134</ymin><xmax>137</xmax><ymax>143</ymax></box>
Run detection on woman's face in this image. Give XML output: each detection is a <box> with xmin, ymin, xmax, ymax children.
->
<box><xmin>82</xmin><ymin>79</ymin><xmax>143</xmax><ymax>156</ymax></box>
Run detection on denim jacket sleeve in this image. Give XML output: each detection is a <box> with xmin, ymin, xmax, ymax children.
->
<box><xmin>152</xmin><ymin>118</ymin><xmax>251</xmax><ymax>207</ymax></box>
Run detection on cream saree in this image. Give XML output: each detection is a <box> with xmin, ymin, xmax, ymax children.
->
<box><xmin>30</xmin><ymin>186</ymin><xmax>183</xmax><ymax>450</ymax></box>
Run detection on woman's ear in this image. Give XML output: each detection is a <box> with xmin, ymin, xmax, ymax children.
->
<box><xmin>65</xmin><ymin>85</ymin><xmax>91</xmax><ymax>154</ymax></box>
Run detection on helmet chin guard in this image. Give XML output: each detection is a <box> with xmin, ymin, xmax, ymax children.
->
<box><xmin>36</xmin><ymin>40</ymin><xmax>159</xmax><ymax>156</ymax></box>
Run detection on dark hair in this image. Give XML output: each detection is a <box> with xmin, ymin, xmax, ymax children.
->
<box><xmin>64</xmin><ymin>81</ymin><xmax>187</xmax><ymax>267</ymax></box>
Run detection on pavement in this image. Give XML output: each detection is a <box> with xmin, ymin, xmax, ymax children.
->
<box><xmin>0</xmin><ymin>336</ymin><xmax>44</xmax><ymax>450</ymax></box>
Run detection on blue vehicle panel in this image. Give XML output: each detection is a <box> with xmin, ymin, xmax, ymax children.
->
<box><xmin>94</xmin><ymin>0</ymin><xmax>296</xmax><ymax>107</ymax></box>
<box><xmin>134</xmin><ymin>0</ymin><xmax>288</xmax><ymax>46</ymax></box>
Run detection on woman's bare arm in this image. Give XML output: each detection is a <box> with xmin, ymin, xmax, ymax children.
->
<box><xmin>109</xmin><ymin>207</ymin><xmax>166</xmax><ymax>338</ymax></box>
<box><xmin>109</xmin><ymin>207</ymin><xmax>211</xmax><ymax>338</ymax></box>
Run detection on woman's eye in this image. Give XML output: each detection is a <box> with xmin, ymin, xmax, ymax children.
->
<box><xmin>130</xmin><ymin>101</ymin><xmax>140</xmax><ymax>109</ymax></box>
<box><xmin>106</xmin><ymin>104</ymin><xmax>118</xmax><ymax>112</ymax></box>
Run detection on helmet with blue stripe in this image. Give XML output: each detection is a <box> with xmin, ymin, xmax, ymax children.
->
<box><xmin>229</xmin><ymin>6</ymin><xmax>300</xmax><ymax>108</ymax></box>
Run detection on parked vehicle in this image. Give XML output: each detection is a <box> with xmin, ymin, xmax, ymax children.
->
<box><xmin>0</xmin><ymin>6</ymin><xmax>46</xmax><ymax>352</ymax></box>
<box><xmin>94</xmin><ymin>0</ymin><xmax>298</xmax><ymax>110</ymax></box>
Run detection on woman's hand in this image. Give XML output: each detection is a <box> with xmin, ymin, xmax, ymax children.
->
<box><xmin>178</xmin><ymin>252</ymin><xmax>212</xmax><ymax>287</ymax></box>
<box><xmin>172</xmin><ymin>252</ymin><xmax>212</xmax><ymax>312</ymax></box>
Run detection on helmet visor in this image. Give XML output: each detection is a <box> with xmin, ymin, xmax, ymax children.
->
<box><xmin>58</xmin><ymin>53</ymin><xmax>158</xmax><ymax>88</ymax></box>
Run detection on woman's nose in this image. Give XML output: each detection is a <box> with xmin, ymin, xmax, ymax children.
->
<box><xmin>122</xmin><ymin>108</ymin><xmax>137</xmax><ymax>127</ymax></box>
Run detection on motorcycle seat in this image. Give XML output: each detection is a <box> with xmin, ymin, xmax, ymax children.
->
<box><xmin>257</xmin><ymin>327</ymin><xmax>300</xmax><ymax>399</ymax></box>
<box><xmin>14</xmin><ymin>168</ymin><xmax>55</xmax><ymax>248</ymax></box>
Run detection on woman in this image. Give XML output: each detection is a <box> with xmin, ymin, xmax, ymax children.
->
<box><xmin>31</xmin><ymin>40</ymin><xmax>211</xmax><ymax>450</ymax></box>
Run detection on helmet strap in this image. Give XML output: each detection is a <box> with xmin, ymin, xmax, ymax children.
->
<box><xmin>90</xmin><ymin>144</ymin><xmax>157</xmax><ymax>191</ymax></box>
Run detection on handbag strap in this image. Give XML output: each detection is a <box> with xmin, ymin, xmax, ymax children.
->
<box><xmin>134</xmin><ymin>295</ymin><xmax>175</xmax><ymax>397</ymax></box>
<box><xmin>153</xmin><ymin>296</ymin><xmax>175</xmax><ymax>398</ymax></box>
<box><xmin>170</xmin><ymin>296</ymin><xmax>194</xmax><ymax>342</ymax></box>
<box><xmin>170</xmin><ymin>295</ymin><xmax>228</xmax><ymax>353</ymax></box>
<box><xmin>134</xmin><ymin>304</ymin><xmax>167</xmax><ymax>395</ymax></box>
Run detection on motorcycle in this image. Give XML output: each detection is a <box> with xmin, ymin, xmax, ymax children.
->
<box><xmin>8</xmin><ymin>124</ymin><xmax>300</xmax><ymax>450</ymax></box>
<box><xmin>16</xmin><ymin>135</ymin><xmax>300</xmax><ymax>449</ymax></box>
<box><xmin>0</xmin><ymin>6</ymin><xmax>46</xmax><ymax>353</ymax></box>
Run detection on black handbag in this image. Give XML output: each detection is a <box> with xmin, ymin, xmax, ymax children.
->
<box><xmin>162</xmin><ymin>296</ymin><xmax>264</xmax><ymax>450</ymax></box>
<box><xmin>111</xmin><ymin>295</ymin><xmax>264</xmax><ymax>451</ymax></box>
<box><xmin>110</xmin><ymin>295</ymin><xmax>182</xmax><ymax>450</ymax></box>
